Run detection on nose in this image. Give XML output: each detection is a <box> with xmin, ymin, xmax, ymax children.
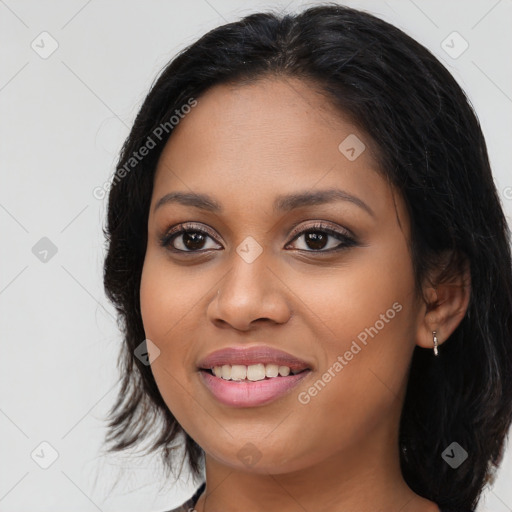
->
<box><xmin>207</xmin><ymin>252</ymin><xmax>292</xmax><ymax>332</ymax></box>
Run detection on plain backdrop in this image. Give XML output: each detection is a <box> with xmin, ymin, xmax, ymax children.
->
<box><xmin>1</xmin><ymin>0</ymin><xmax>511</xmax><ymax>510</ymax></box>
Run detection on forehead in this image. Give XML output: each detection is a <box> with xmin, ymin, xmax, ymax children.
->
<box><xmin>151</xmin><ymin>77</ymin><xmax>390</xmax><ymax>217</ymax></box>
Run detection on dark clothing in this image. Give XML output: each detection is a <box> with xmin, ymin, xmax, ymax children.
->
<box><xmin>164</xmin><ymin>482</ymin><xmax>473</xmax><ymax>512</ymax></box>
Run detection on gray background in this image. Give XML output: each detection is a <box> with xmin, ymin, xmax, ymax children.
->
<box><xmin>1</xmin><ymin>0</ymin><xmax>511</xmax><ymax>510</ymax></box>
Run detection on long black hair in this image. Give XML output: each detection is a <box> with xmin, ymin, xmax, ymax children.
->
<box><xmin>101</xmin><ymin>4</ymin><xmax>512</xmax><ymax>510</ymax></box>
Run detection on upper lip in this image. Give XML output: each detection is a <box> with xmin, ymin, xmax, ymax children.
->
<box><xmin>198</xmin><ymin>346</ymin><xmax>312</xmax><ymax>372</ymax></box>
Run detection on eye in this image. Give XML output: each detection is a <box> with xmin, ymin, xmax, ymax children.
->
<box><xmin>285</xmin><ymin>222</ymin><xmax>357</xmax><ymax>252</ymax></box>
<box><xmin>159</xmin><ymin>223</ymin><xmax>222</xmax><ymax>253</ymax></box>
<box><xmin>159</xmin><ymin>221</ymin><xmax>357</xmax><ymax>254</ymax></box>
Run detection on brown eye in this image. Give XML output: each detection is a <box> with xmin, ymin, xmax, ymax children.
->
<box><xmin>160</xmin><ymin>223</ymin><xmax>222</xmax><ymax>253</ymax></box>
<box><xmin>175</xmin><ymin>231</ymin><xmax>208</xmax><ymax>251</ymax></box>
<box><xmin>306</xmin><ymin>232</ymin><xmax>328</xmax><ymax>250</ymax></box>
<box><xmin>286</xmin><ymin>223</ymin><xmax>357</xmax><ymax>252</ymax></box>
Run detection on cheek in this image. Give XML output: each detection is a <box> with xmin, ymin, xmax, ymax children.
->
<box><xmin>139</xmin><ymin>253</ymin><xmax>216</xmax><ymax>416</ymax></box>
<box><xmin>139</xmin><ymin>252</ymin><xmax>207</xmax><ymax>342</ymax></box>
<box><xmin>139</xmin><ymin>294</ymin><xmax>196</xmax><ymax>443</ymax></box>
<box><xmin>290</xmin><ymin>245</ymin><xmax>417</xmax><ymax>427</ymax></box>
<box><xmin>139</xmin><ymin>257</ymin><xmax>197</xmax><ymax>390</ymax></box>
<box><xmin>289</xmin><ymin>245</ymin><xmax>415</xmax><ymax>355</ymax></box>
<box><xmin>140</xmin><ymin>255</ymin><xmax>170</xmax><ymax>337</ymax></box>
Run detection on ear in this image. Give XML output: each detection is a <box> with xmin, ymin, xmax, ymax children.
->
<box><xmin>415</xmin><ymin>254</ymin><xmax>471</xmax><ymax>351</ymax></box>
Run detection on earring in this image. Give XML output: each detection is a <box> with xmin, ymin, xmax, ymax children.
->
<box><xmin>432</xmin><ymin>331</ymin><xmax>439</xmax><ymax>356</ymax></box>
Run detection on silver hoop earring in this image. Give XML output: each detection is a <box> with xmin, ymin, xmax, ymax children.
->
<box><xmin>432</xmin><ymin>331</ymin><xmax>439</xmax><ymax>356</ymax></box>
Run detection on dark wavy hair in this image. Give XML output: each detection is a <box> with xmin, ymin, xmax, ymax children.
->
<box><xmin>101</xmin><ymin>4</ymin><xmax>512</xmax><ymax>510</ymax></box>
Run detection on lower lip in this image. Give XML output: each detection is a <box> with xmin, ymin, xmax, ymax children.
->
<box><xmin>199</xmin><ymin>370</ymin><xmax>310</xmax><ymax>407</ymax></box>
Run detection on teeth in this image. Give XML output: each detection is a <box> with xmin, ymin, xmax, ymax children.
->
<box><xmin>247</xmin><ymin>363</ymin><xmax>266</xmax><ymax>381</ymax></box>
<box><xmin>278</xmin><ymin>365</ymin><xmax>290</xmax><ymax>377</ymax></box>
<box><xmin>265</xmin><ymin>364</ymin><xmax>279</xmax><ymax>378</ymax></box>
<box><xmin>230</xmin><ymin>365</ymin><xmax>247</xmax><ymax>381</ymax></box>
<box><xmin>210</xmin><ymin>363</ymin><xmax>300</xmax><ymax>381</ymax></box>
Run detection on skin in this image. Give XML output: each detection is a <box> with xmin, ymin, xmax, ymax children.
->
<box><xmin>140</xmin><ymin>77</ymin><xmax>470</xmax><ymax>512</ymax></box>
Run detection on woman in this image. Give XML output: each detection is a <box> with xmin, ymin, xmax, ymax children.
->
<box><xmin>101</xmin><ymin>4</ymin><xmax>512</xmax><ymax>512</ymax></box>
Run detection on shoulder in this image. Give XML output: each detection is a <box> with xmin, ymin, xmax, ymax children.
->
<box><xmin>163</xmin><ymin>483</ymin><xmax>205</xmax><ymax>512</ymax></box>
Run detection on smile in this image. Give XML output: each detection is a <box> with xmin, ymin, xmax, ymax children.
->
<box><xmin>211</xmin><ymin>363</ymin><xmax>303</xmax><ymax>381</ymax></box>
<box><xmin>197</xmin><ymin>346</ymin><xmax>312</xmax><ymax>407</ymax></box>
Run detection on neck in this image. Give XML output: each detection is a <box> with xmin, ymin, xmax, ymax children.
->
<box><xmin>194</xmin><ymin>416</ymin><xmax>439</xmax><ymax>512</ymax></box>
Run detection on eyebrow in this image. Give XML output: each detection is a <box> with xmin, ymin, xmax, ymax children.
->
<box><xmin>153</xmin><ymin>189</ymin><xmax>374</xmax><ymax>217</ymax></box>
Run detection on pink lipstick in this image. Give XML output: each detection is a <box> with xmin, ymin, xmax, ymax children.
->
<box><xmin>197</xmin><ymin>346</ymin><xmax>312</xmax><ymax>407</ymax></box>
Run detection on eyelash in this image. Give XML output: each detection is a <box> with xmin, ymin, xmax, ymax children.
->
<box><xmin>159</xmin><ymin>221</ymin><xmax>357</xmax><ymax>254</ymax></box>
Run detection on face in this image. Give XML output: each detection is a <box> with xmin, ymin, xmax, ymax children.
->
<box><xmin>140</xmin><ymin>77</ymin><xmax>423</xmax><ymax>475</ymax></box>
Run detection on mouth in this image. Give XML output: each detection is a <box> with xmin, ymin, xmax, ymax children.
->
<box><xmin>197</xmin><ymin>346</ymin><xmax>312</xmax><ymax>407</ymax></box>
<box><xmin>201</xmin><ymin>363</ymin><xmax>308</xmax><ymax>381</ymax></box>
